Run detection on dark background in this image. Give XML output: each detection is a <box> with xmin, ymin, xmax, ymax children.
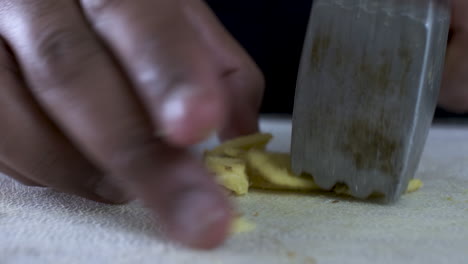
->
<box><xmin>206</xmin><ymin>0</ymin><xmax>467</xmax><ymax>119</ymax></box>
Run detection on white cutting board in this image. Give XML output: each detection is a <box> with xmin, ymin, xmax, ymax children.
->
<box><xmin>1</xmin><ymin>118</ymin><xmax>467</xmax><ymax>264</ymax></box>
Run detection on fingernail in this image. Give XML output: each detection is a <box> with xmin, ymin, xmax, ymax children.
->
<box><xmin>167</xmin><ymin>189</ymin><xmax>231</xmax><ymax>249</ymax></box>
<box><xmin>94</xmin><ymin>178</ymin><xmax>130</xmax><ymax>204</ymax></box>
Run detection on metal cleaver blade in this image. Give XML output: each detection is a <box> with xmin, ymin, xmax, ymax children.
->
<box><xmin>291</xmin><ymin>0</ymin><xmax>451</xmax><ymax>202</ymax></box>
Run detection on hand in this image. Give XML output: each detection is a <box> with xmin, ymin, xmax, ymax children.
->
<box><xmin>439</xmin><ymin>0</ymin><xmax>468</xmax><ymax>113</ymax></box>
<box><xmin>0</xmin><ymin>0</ymin><xmax>264</xmax><ymax>249</ymax></box>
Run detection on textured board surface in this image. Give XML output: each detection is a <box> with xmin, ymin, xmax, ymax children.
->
<box><xmin>1</xmin><ymin>118</ymin><xmax>467</xmax><ymax>264</ymax></box>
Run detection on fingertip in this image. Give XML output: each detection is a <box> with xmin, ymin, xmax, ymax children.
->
<box><xmin>160</xmin><ymin>86</ymin><xmax>226</xmax><ymax>146</ymax></box>
<box><xmin>111</xmin><ymin>140</ymin><xmax>231</xmax><ymax>249</ymax></box>
<box><xmin>133</xmin><ymin>153</ymin><xmax>233</xmax><ymax>249</ymax></box>
<box><xmin>165</xmin><ymin>187</ymin><xmax>232</xmax><ymax>249</ymax></box>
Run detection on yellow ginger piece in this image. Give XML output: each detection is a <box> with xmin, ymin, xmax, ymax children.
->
<box><xmin>207</xmin><ymin>133</ymin><xmax>273</xmax><ymax>156</ymax></box>
<box><xmin>230</xmin><ymin>217</ymin><xmax>256</xmax><ymax>234</ymax></box>
<box><xmin>205</xmin><ymin>156</ymin><xmax>249</xmax><ymax>195</ymax></box>
<box><xmin>204</xmin><ymin>133</ymin><xmax>423</xmax><ymax>196</ymax></box>
<box><xmin>406</xmin><ymin>178</ymin><xmax>423</xmax><ymax>193</ymax></box>
<box><xmin>246</xmin><ymin>150</ymin><xmax>320</xmax><ymax>191</ymax></box>
<box><xmin>332</xmin><ymin>179</ymin><xmax>424</xmax><ymax>196</ymax></box>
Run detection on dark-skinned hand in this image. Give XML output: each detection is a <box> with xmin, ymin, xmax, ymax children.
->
<box><xmin>1</xmin><ymin>0</ymin><xmax>466</xmax><ymax>251</ymax></box>
<box><xmin>0</xmin><ymin>0</ymin><xmax>264</xmax><ymax>249</ymax></box>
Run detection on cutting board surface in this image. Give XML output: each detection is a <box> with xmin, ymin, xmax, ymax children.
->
<box><xmin>1</xmin><ymin>118</ymin><xmax>467</xmax><ymax>264</ymax></box>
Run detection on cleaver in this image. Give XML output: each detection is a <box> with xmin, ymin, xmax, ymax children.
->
<box><xmin>291</xmin><ymin>0</ymin><xmax>451</xmax><ymax>202</ymax></box>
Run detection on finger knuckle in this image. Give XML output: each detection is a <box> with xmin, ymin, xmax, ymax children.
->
<box><xmin>32</xmin><ymin>27</ymin><xmax>103</xmax><ymax>88</ymax></box>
